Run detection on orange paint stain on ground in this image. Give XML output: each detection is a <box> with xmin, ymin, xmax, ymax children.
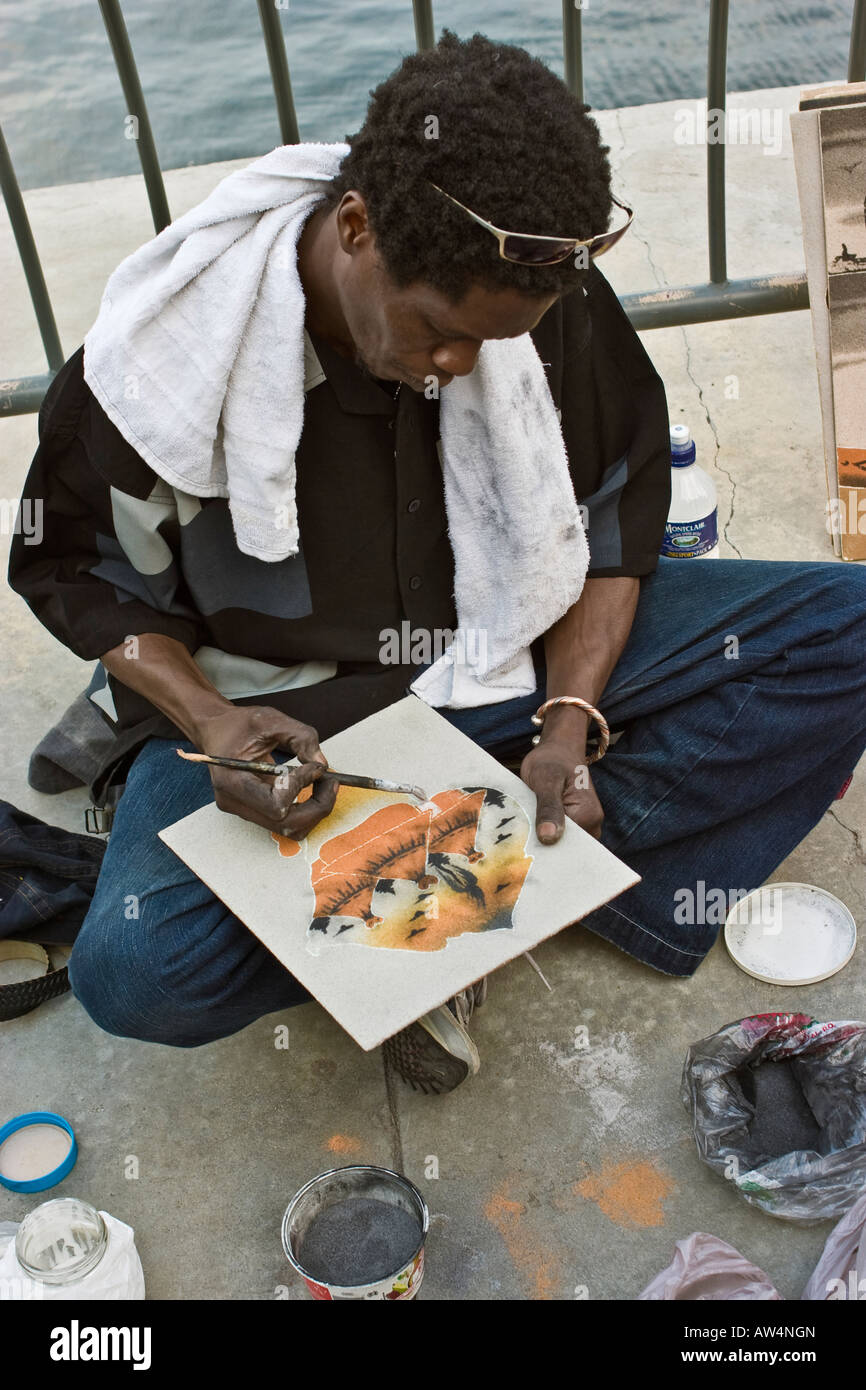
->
<box><xmin>573</xmin><ymin>1157</ymin><xmax>675</xmax><ymax>1229</ymax></box>
<box><xmin>484</xmin><ymin>1181</ymin><xmax>560</xmax><ymax>1300</ymax></box>
<box><xmin>325</xmin><ymin>1134</ymin><xmax>363</xmax><ymax>1155</ymax></box>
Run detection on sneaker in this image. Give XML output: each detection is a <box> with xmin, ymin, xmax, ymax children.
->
<box><xmin>382</xmin><ymin>979</ymin><xmax>487</xmax><ymax>1095</ymax></box>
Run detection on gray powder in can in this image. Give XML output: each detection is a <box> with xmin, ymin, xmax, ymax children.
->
<box><xmin>297</xmin><ymin>1196</ymin><xmax>422</xmax><ymax>1286</ymax></box>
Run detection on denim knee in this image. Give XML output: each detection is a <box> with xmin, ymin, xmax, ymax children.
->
<box><xmin>69</xmin><ymin>896</ymin><xmax>222</xmax><ymax>1047</ymax></box>
<box><xmin>792</xmin><ymin>563</ymin><xmax>866</xmax><ymax>683</ymax></box>
<box><xmin>819</xmin><ymin>560</ymin><xmax>866</xmax><ymax>633</ymax></box>
<box><xmin>69</xmin><ymin>924</ymin><xmax>189</xmax><ymax>1046</ymax></box>
<box><xmin>69</xmin><ymin>879</ymin><xmax>308</xmax><ymax>1046</ymax></box>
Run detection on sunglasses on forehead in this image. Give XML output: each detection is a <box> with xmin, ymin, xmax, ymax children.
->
<box><xmin>428</xmin><ymin>181</ymin><xmax>634</xmax><ymax>266</ymax></box>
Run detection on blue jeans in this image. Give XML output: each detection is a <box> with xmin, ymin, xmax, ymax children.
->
<box><xmin>69</xmin><ymin>559</ymin><xmax>866</xmax><ymax>1045</ymax></box>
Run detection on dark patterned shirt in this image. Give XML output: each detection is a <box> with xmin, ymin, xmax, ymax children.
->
<box><xmin>8</xmin><ymin>264</ymin><xmax>671</xmax><ymax>796</ymax></box>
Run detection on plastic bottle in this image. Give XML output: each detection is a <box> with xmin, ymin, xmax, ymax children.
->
<box><xmin>660</xmin><ymin>424</ymin><xmax>720</xmax><ymax>558</ymax></box>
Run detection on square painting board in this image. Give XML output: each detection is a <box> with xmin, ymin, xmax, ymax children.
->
<box><xmin>160</xmin><ymin>695</ymin><xmax>639</xmax><ymax>1049</ymax></box>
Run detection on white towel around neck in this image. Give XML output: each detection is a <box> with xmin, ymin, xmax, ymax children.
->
<box><xmin>83</xmin><ymin>142</ymin><xmax>589</xmax><ymax>708</ymax></box>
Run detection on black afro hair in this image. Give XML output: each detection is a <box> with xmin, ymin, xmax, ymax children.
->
<box><xmin>320</xmin><ymin>29</ymin><xmax>613</xmax><ymax>303</ymax></box>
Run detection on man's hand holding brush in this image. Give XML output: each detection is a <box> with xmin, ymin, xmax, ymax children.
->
<box><xmin>100</xmin><ymin>633</ymin><xmax>337</xmax><ymax>836</ymax></box>
<box><xmin>188</xmin><ymin>704</ymin><xmax>338</xmax><ymax>835</ymax></box>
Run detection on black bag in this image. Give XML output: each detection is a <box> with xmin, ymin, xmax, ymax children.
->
<box><xmin>0</xmin><ymin>800</ymin><xmax>106</xmax><ymax>1020</ymax></box>
<box><xmin>682</xmin><ymin>1013</ymin><xmax>866</xmax><ymax>1223</ymax></box>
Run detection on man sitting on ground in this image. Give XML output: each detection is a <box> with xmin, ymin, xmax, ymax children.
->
<box><xmin>9</xmin><ymin>31</ymin><xmax>866</xmax><ymax>1093</ymax></box>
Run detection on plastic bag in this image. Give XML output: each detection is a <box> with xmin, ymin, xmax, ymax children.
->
<box><xmin>0</xmin><ymin>1221</ymin><xmax>18</xmax><ymax>1260</ymax></box>
<box><xmin>801</xmin><ymin>1191</ymin><xmax>866</xmax><ymax>1300</ymax></box>
<box><xmin>638</xmin><ymin>1232</ymin><xmax>781</xmax><ymax>1300</ymax></box>
<box><xmin>681</xmin><ymin>1013</ymin><xmax>866</xmax><ymax>1222</ymax></box>
<box><xmin>639</xmin><ymin>1195</ymin><xmax>866</xmax><ymax>1300</ymax></box>
<box><xmin>0</xmin><ymin>1211</ymin><xmax>145</xmax><ymax>1300</ymax></box>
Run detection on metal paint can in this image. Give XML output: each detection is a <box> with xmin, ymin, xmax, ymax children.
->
<box><xmin>281</xmin><ymin>1165</ymin><xmax>428</xmax><ymax>1300</ymax></box>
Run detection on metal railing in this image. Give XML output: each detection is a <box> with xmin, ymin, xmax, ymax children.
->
<box><xmin>2</xmin><ymin>0</ymin><xmax>865</xmax><ymax>414</ymax></box>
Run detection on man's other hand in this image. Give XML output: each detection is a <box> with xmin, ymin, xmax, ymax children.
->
<box><xmin>520</xmin><ymin>736</ymin><xmax>605</xmax><ymax>843</ymax></box>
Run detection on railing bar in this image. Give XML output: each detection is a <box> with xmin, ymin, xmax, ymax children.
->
<box><xmin>708</xmin><ymin>0</ymin><xmax>728</xmax><ymax>284</ymax></box>
<box><xmin>413</xmin><ymin>0</ymin><xmax>436</xmax><ymax>51</ymax></box>
<box><xmin>97</xmin><ymin>0</ymin><xmax>171</xmax><ymax>233</ymax></box>
<box><xmin>623</xmin><ymin>273</ymin><xmax>808</xmax><ymax>330</ymax></box>
<box><xmin>0</xmin><ymin>123</ymin><xmax>64</xmax><ymax>375</ymax></box>
<box><xmin>561</xmin><ymin>0</ymin><xmax>585</xmax><ymax>105</ymax></box>
<box><xmin>257</xmin><ymin>0</ymin><xmax>301</xmax><ymax>145</ymax></box>
<box><xmin>1</xmin><ymin>272</ymin><xmax>812</xmax><ymax>416</ymax></box>
<box><xmin>0</xmin><ymin>375</ymin><xmax>59</xmax><ymax>417</ymax></box>
<box><xmin>0</xmin><ymin>0</ymin><xmax>843</xmax><ymax>410</ymax></box>
<box><xmin>706</xmin><ymin>0</ymin><xmax>729</xmax><ymax>285</ymax></box>
<box><xmin>849</xmin><ymin>0</ymin><xmax>866</xmax><ymax>81</ymax></box>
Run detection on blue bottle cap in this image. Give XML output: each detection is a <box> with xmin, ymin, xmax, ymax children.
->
<box><xmin>0</xmin><ymin>1112</ymin><xmax>77</xmax><ymax>1193</ymax></box>
<box><xmin>670</xmin><ymin>423</ymin><xmax>696</xmax><ymax>466</ymax></box>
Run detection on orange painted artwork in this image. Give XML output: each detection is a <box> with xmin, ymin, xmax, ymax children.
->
<box><xmin>272</xmin><ymin>785</ymin><xmax>533</xmax><ymax>954</ymax></box>
<box><xmin>836</xmin><ymin>447</ymin><xmax>866</xmax><ymax>487</ymax></box>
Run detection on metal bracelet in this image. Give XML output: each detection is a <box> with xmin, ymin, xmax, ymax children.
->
<box><xmin>530</xmin><ymin>695</ymin><xmax>610</xmax><ymax>764</ymax></box>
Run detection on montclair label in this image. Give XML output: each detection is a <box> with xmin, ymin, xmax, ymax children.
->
<box><xmin>49</xmin><ymin>1320</ymin><xmax>152</xmax><ymax>1370</ymax></box>
<box><xmin>661</xmin><ymin>512</ymin><xmax>718</xmax><ymax>558</ymax></box>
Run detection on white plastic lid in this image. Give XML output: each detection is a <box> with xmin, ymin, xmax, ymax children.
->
<box><xmin>670</xmin><ymin>424</ymin><xmax>692</xmax><ymax>447</ymax></box>
<box><xmin>724</xmin><ymin>882</ymin><xmax>856</xmax><ymax>985</ymax></box>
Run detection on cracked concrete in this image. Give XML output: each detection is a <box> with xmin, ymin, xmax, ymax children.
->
<box><xmin>682</xmin><ymin>336</ymin><xmax>744</xmax><ymax>558</ymax></box>
<box><xmin>828</xmin><ymin>808</ymin><xmax>866</xmax><ymax>863</ymax></box>
<box><xmin>1</xmin><ymin>84</ymin><xmax>864</xmax><ymax>1300</ymax></box>
<box><xmin>609</xmin><ymin>108</ymin><xmax>749</xmax><ymax>555</ymax></box>
<box><xmin>382</xmin><ymin>1056</ymin><xmax>407</xmax><ymax>1174</ymax></box>
<box><xmin>598</xmin><ymin>87</ymin><xmax>831</xmax><ymax>566</ymax></box>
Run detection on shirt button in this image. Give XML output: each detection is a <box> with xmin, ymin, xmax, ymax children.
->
<box><xmin>407</xmin><ymin>498</ymin><xmax>421</xmax><ymax>513</ymax></box>
<box><xmin>409</xmin><ymin>575</ymin><xmax>423</xmax><ymax>591</ymax></box>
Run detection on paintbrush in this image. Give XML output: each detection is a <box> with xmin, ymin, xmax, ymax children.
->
<box><xmin>176</xmin><ymin>749</ymin><xmax>429</xmax><ymax>803</ymax></box>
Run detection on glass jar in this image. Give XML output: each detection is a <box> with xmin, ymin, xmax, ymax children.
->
<box><xmin>15</xmin><ymin>1197</ymin><xmax>107</xmax><ymax>1286</ymax></box>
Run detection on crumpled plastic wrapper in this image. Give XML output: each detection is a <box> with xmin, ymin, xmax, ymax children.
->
<box><xmin>638</xmin><ymin>1232</ymin><xmax>781</xmax><ymax>1300</ymax></box>
<box><xmin>801</xmin><ymin>1191</ymin><xmax>866</xmax><ymax>1300</ymax></box>
<box><xmin>640</xmin><ymin>1193</ymin><xmax>866</xmax><ymax>1300</ymax></box>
